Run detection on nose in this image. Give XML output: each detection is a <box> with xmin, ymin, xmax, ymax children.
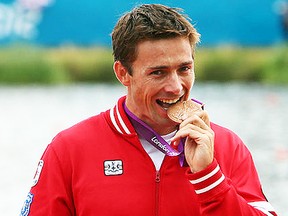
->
<box><xmin>164</xmin><ymin>72</ymin><xmax>183</xmax><ymax>95</ymax></box>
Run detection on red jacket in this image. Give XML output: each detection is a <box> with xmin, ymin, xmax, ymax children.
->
<box><xmin>21</xmin><ymin>96</ymin><xmax>277</xmax><ymax>216</ymax></box>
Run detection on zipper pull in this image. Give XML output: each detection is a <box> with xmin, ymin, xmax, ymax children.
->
<box><xmin>155</xmin><ymin>170</ymin><xmax>160</xmax><ymax>183</ymax></box>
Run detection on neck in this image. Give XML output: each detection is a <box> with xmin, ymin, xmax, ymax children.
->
<box><xmin>124</xmin><ymin>103</ymin><xmax>177</xmax><ymax>135</ymax></box>
<box><xmin>152</xmin><ymin>125</ymin><xmax>178</xmax><ymax>135</ymax></box>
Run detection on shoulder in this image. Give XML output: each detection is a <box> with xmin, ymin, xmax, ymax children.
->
<box><xmin>49</xmin><ymin>112</ymin><xmax>108</xmax><ymax>150</ymax></box>
<box><xmin>211</xmin><ymin>122</ymin><xmax>253</xmax><ymax>173</ymax></box>
<box><xmin>211</xmin><ymin>122</ymin><xmax>244</xmax><ymax>148</ymax></box>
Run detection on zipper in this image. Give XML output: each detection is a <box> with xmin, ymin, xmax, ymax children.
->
<box><xmin>155</xmin><ymin>170</ymin><xmax>160</xmax><ymax>216</ymax></box>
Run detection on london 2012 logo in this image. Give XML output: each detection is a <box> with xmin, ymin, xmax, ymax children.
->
<box><xmin>0</xmin><ymin>0</ymin><xmax>53</xmax><ymax>40</ymax></box>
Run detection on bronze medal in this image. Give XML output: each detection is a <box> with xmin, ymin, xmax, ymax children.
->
<box><xmin>167</xmin><ymin>100</ymin><xmax>204</xmax><ymax>123</ymax></box>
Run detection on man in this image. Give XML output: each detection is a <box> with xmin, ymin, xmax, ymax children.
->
<box><xmin>20</xmin><ymin>4</ymin><xmax>277</xmax><ymax>216</ymax></box>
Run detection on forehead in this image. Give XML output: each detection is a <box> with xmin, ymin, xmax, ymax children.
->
<box><xmin>133</xmin><ymin>37</ymin><xmax>193</xmax><ymax>67</ymax></box>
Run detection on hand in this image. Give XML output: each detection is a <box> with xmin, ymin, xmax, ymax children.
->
<box><xmin>171</xmin><ymin>110</ymin><xmax>214</xmax><ymax>173</ymax></box>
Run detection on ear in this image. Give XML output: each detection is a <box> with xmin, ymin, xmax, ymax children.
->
<box><xmin>113</xmin><ymin>61</ymin><xmax>131</xmax><ymax>86</ymax></box>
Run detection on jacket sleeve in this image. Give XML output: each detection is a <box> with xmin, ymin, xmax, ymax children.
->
<box><xmin>20</xmin><ymin>136</ymin><xmax>75</xmax><ymax>216</ymax></box>
<box><xmin>186</xmin><ymin>156</ymin><xmax>277</xmax><ymax>216</ymax></box>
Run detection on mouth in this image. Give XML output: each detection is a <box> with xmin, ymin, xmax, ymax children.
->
<box><xmin>156</xmin><ymin>95</ymin><xmax>184</xmax><ymax>110</ymax></box>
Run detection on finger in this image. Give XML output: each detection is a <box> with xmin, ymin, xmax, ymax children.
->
<box><xmin>172</xmin><ymin>126</ymin><xmax>208</xmax><ymax>144</ymax></box>
<box><xmin>180</xmin><ymin>114</ymin><xmax>210</xmax><ymax>131</ymax></box>
<box><xmin>196</xmin><ymin>110</ymin><xmax>210</xmax><ymax>127</ymax></box>
<box><xmin>180</xmin><ymin>123</ymin><xmax>208</xmax><ymax>135</ymax></box>
<box><xmin>171</xmin><ymin>139</ymin><xmax>180</xmax><ymax>149</ymax></box>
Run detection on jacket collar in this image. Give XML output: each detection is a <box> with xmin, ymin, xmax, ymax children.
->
<box><xmin>106</xmin><ymin>96</ymin><xmax>136</xmax><ymax>135</ymax></box>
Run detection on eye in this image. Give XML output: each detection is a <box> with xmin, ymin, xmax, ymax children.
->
<box><xmin>150</xmin><ymin>70</ymin><xmax>164</xmax><ymax>76</ymax></box>
<box><xmin>179</xmin><ymin>66</ymin><xmax>191</xmax><ymax>73</ymax></box>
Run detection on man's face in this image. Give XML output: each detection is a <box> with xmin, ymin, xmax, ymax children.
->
<box><xmin>125</xmin><ymin>37</ymin><xmax>195</xmax><ymax>135</ymax></box>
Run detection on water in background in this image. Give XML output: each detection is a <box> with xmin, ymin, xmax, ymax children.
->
<box><xmin>0</xmin><ymin>0</ymin><xmax>285</xmax><ymax>45</ymax></box>
<box><xmin>0</xmin><ymin>83</ymin><xmax>287</xmax><ymax>215</ymax></box>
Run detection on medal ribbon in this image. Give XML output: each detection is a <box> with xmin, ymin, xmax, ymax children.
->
<box><xmin>123</xmin><ymin>99</ymin><xmax>204</xmax><ymax>167</ymax></box>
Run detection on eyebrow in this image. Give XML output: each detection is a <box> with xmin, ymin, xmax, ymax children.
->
<box><xmin>148</xmin><ymin>61</ymin><xmax>193</xmax><ymax>70</ymax></box>
<box><xmin>179</xmin><ymin>61</ymin><xmax>193</xmax><ymax>67</ymax></box>
<box><xmin>148</xmin><ymin>65</ymin><xmax>168</xmax><ymax>70</ymax></box>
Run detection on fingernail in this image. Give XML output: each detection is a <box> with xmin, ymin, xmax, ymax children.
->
<box><xmin>171</xmin><ymin>141</ymin><xmax>178</xmax><ymax>150</ymax></box>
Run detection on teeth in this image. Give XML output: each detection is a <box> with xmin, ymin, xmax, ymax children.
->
<box><xmin>160</xmin><ymin>98</ymin><xmax>180</xmax><ymax>104</ymax></box>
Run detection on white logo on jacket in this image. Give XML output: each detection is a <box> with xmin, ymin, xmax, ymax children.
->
<box><xmin>20</xmin><ymin>192</ymin><xmax>33</xmax><ymax>216</ymax></box>
<box><xmin>32</xmin><ymin>160</ymin><xmax>44</xmax><ymax>187</ymax></box>
<box><xmin>104</xmin><ymin>160</ymin><xmax>123</xmax><ymax>176</ymax></box>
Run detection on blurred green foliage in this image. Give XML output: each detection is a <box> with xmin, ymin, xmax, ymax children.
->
<box><xmin>195</xmin><ymin>45</ymin><xmax>288</xmax><ymax>84</ymax></box>
<box><xmin>0</xmin><ymin>44</ymin><xmax>287</xmax><ymax>85</ymax></box>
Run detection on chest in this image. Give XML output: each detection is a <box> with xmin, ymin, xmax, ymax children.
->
<box><xmin>69</xmin><ymin>139</ymin><xmax>201</xmax><ymax>216</ymax></box>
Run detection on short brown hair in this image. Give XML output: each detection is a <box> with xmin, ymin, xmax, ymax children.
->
<box><xmin>111</xmin><ymin>4</ymin><xmax>200</xmax><ymax>74</ymax></box>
